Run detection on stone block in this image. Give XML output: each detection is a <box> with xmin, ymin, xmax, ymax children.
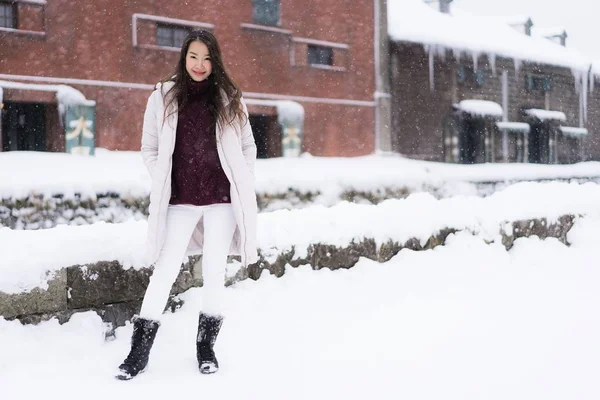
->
<box><xmin>0</xmin><ymin>269</ymin><xmax>67</xmax><ymax>318</ymax></box>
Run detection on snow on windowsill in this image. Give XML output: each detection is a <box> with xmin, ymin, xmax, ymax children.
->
<box><xmin>456</xmin><ymin>100</ymin><xmax>503</xmax><ymax>118</ymax></box>
<box><xmin>240</xmin><ymin>23</ymin><xmax>292</xmax><ymax>35</ymax></box>
<box><xmin>496</xmin><ymin>122</ymin><xmax>531</xmax><ymax>133</ymax></box>
<box><xmin>560</xmin><ymin>126</ymin><xmax>588</xmax><ymax>137</ymax></box>
<box><xmin>525</xmin><ymin>109</ymin><xmax>567</xmax><ymax>122</ymax></box>
<box><xmin>308</xmin><ymin>64</ymin><xmax>347</xmax><ymax>72</ymax></box>
<box><xmin>0</xmin><ymin>27</ymin><xmax>45</xmax><ymax>37</ymax></box>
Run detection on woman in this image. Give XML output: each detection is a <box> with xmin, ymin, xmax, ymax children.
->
<box><xmin>116</xmin><ymin>30</ymin><xmax>258</xmax><ymax>380</ymax></box>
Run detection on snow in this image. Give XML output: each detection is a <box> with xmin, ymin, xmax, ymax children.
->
<box><xmin>0</xmin><ymin>80</ymin><xmax>95</xmax><ymax>107</ymax></box>
<box><xmin>3</xmin><ymin>180</ymin><xmax>600</xmax><ymax>294</ymax></box>
<box><xmin>560</xmin><ymin>126</ymin><xmax>588</xmax><ymax>137</ymax></box>
<box><xmin>387</xmin><ymin>0</ymin><xmax>591</xmax><ymax>73</ymax></box>
<box><xmin>524</xmin><ymin>108</ymin><xmax>567</xmax><ymax>122</ymax></box>
<box><xmin>496</xmin><ymin>121</ymin><xmax>531</xmax><ymax>133</ymax></box>
<box><xmin>532</xmin><ymin>26</ymin><xmax>567</xmax><ymax>39</ymax></box>
<box><xmin>1</xmin><ymin>224</ymin><xmax>599</xmax><ymax>399</ymax></box>
<box><xmin>0</xmin><ymin>150</ymin><xmax>150</xmax><ymax>200</ymax></box>
<box><xmin>5</xmin><ymin>150</ymin><xmax>600</xmax><ymax>206</ymax></box>
<box><xmin>243</xmin><ymin>98</ymin><xmax>305</xmax><ymax>126</ymax></box>
<box><xmin>456</xmin><ymin>100</ymin><xmax>503</xmax><ymax>117</ymax></box>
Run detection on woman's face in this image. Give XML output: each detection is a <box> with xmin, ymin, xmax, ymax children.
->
<box><xmin>185</xmin><ymin>40</ymin><xmax>212</xmax><ymax>81</ymax></box>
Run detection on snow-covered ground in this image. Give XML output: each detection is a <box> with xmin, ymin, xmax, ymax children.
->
<box><xmin>2</xmin><ymin>150</ymin><xmax>600</xmax><ymax>399</ymax></box>
<box><xmin>2</xmin><ymin>149</ymin><xmax>600</xmax><ymax>201</ymax></box>
<box><xmin>1</xmin><ymin>224</ymin><xmax>599</xmax><ymax>399</ymax></box>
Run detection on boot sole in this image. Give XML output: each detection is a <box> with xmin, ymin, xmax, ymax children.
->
<box><xmin>200</xmin><ymin>364</ymin><xmax>218</xmax><ymax>374</ymax></box>
<box><xmin>115</xmin><ymin>367</ymin><xmax>147</xmax><ymax>381</ymax></box>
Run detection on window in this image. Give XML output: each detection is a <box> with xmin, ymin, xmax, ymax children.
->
<box><xmin>0</xmin><ymin>2</ymin><xmax>16</xmax><ymax>29</ymax></box>
<box><xmin>307</xmin><ymin>45</ymin><xmax>333</xmax><ymax>66</ymax></box>
<box><xmin>525</xmin><ymin>73</ymin><xmax>552</xmax><ymax>93</ymax></box>
<box><xmin>252</xmin><ymin>0</ymin><xmax>280</xmax><ymax>26</ymax></box>
<box><xmin>156</xmin><ymin>23</ymin><xmax>190</xmax><ymax>48</ymax></box>
<box><xmin>457</xmin><ymin>65</ymin><xmax>484</xmax><ymax>86</ymax></box>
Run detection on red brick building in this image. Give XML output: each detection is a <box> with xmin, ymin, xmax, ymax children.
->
<box><xmin>0</xmin><ymin>0</ymin><xmax>386</xmax><ymax>157</ymax></box>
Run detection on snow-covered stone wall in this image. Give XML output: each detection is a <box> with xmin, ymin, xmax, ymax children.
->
<box><xmin>2</xmin><ymin>181</ymin><xmax>599</xmax><ymax>331</ymax></box>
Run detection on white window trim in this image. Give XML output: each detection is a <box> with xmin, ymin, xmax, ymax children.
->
<box><xmin>13</xmin><ymin>0</ymin><xmax>46</xmax><ymax>5</ymax></box>
<box><xmin>132</xmin><ymin>13</ymin><xmax>214</xmax><ymax>50</ymax></box>
<box><xmin>240</xmin><ymin>23</ymin><xmax>291</xmax><ymax>35</ymax></box>
<box><xmin>0</xmin><ymin>26</ymin><xmax>45</xmax><ymax>36</ymax></box>
<box><xmin>292</xmin><ymin>37</ymin><xmax>349</xmax><ymax>50</ymax></box>
<box><xmin>308</xmin><ymin>64</ymin><xmax>346</xmax><ymax>72</ymax></box>
<box><xmin>290</xmin><ymin>37</ymin><xmax>349</xmax><ymax>71</ymax></box>
<box><xmin>0</xmin><ymin>73</ymin><xmax>376</xmax><ymax>106</ymax></box>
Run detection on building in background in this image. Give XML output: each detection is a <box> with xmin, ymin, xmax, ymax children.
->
<box><xmin>0</xmin><ymin>0</ymin><xmax>387</xmax><ymax>157</ymax></box>
<box><xmin>387</xmin><ymin>0</ymin><xmax>600</xmax><ymax>164</ymax></box>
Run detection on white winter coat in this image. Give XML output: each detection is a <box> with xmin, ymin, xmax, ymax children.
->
<box><xmin>141</xmin><ymin>81</ymin><xmax>259</xmax><ymax>267</ymax></box>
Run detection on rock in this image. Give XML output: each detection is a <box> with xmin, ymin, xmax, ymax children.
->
<box><xmin>0</xmin><ymin>269</ymin><xmax>67</xmax><ymax>318</ymax></box>
<box><xmin>67</xmin><ymin>258</ymin><xmax>200</xmax><ymax>309</ymax></box>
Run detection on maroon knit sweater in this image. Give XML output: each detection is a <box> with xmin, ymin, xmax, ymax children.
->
<box><xmin>169</xmin><ymin>78</ymin><xmax>231</xmax><ymax>206</ymax></box>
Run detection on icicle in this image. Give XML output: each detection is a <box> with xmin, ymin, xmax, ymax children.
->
<box><xmin>438</xmin><ymin>45</ymin><xmax>447</xmax><ymax>62</ymax></box>
<box><xmin>489</xmin><ymin>53</ymin><xmax>497</xmax><ymax>77</ymax></box>
<box><xmin>453</xmin><ymin>48</ymin><xmax>461</xmax><ymax>63</ymax></box>
<box><xmin>589</xmin><ymin>67</ymin><xmax>595</xmax><ymax>94</ymax></box>
<box><xmin>572</xmin><ymin>69</ymin><xmax>581</xmax><ymax>94</ymax></box>
<box><xmin>582</xmin><ymin>71</ymin><xmax>588</xmax><ymax>123</ymax></box>
<box><xmin>428</xmin><ymin>46</ymin><xmax>435</xmax><ymax>91</ymax></box>
<box><xmin>514</xmin><ymin>58</ymin><xmax>522</xmax><ymax>73</ymax></box>
<box><xmin>571</xmin><ymin>69</ymin><xmax>589</xmax><ymax>126</ymax></box>
<box><xmin>471</xmin><ymin>52</ymin><xmax>478</xmax><ymax>71</ymax></box>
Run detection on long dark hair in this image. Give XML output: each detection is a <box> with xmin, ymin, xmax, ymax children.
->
<box><xmin>160</xmin><ymin>30</ymin><xmax>246</xmax><ymax>131</ymax></box>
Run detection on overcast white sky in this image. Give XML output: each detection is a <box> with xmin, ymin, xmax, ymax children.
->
<box><xmin>453</xmin><ymin>0</ymin><xmax>600</xmax><ymax>62</ymax></box>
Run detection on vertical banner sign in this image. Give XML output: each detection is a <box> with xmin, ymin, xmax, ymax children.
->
<box><xmin>278</xmin><ymin>101</ymin><xmax>304</xmax><ymax>158</ymax></box>
<box><xmin>65</xmin><ymin>104</ymin><xmax>95</xmax><ymax>156</ymax></box>
<box><xmin>282</xmin><ymin>124</ymin><xmax>302</xmax><ymax>157</ymax></box>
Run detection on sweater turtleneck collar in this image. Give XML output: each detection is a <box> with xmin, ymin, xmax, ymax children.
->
<box><xmin>187</xmin><ymin>75</ymin><xmax>212</xmax><ymax>98</ymax></box>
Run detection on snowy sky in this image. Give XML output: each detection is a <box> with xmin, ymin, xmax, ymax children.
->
<box><xmin>453</xmin><ymin>0</ymin><xmax>600</xmax><ymax>62</ymax></box>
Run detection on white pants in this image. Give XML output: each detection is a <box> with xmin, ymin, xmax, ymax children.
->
<box><xmin>139</xmin><ymin>203</ymin><xmax>237</xmax><ymax>321</ymax></box>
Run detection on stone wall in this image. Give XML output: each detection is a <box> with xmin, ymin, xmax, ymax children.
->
<box><xmin>0</xmin><ymin>213</ymin><xmax>576</xmax><ymax>337</ymax></box>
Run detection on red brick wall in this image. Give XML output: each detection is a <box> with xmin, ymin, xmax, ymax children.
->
<box><xmin>0</xmin><ymin>0</ymin><xmax>376</xmax><ymax>156</ymax></box>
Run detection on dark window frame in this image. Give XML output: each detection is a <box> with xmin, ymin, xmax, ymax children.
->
<box><xmin>252</xmin><ymin>0</ymin><xmax>280</xmax><ymax>26</ymax></box>
<box><xmin>525</xmin><ymin>73</ymin><xmax>552</xmax><ymax>93</ymax></box>
<box><xmin>156</xmin><ymin>23</ymin><xmax>191</xmax><ymax>48</ymax></box>
<box><xmin>457</xmin><ymin>65</ymin><xmax>484</xmax><ymax>87</ymax></box>
<box><xmin>0</xmin><ymin>1</ymin><xmax>17</xmax><ymax>29</ymax></box>
<box><xmin>307</xmin><ymin>45</ymin><xmax>334</xmax><ymax>66</ymax></box>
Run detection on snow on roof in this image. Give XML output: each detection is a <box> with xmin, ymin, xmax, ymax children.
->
<box><xmin>524</xmin><ymin>108</ymin><xmax>567</xmax><ymax>122</ymax></box>
<box><xmin>496</xmin><ymin>121</ymin><xmax>531</xmax><ymax>133</ymax></box>
<box><xmin>456</xmin><ymin>100</ymin><xmax>503</xmax><ymax>118</ymax></box>
<box><xmin>0</xmin><ymin>80</ymin><xmax>95</xmax><ymax>106</ymax></box>
<box><xmin>503</xmin><ymin>15</ymin><xmax>533</xmax><ymax>26</ymax></box>
<box><xmin>387</xmin><ymin>0</ymin><xmax>591</xmax><ymax>72</ymax></box>
<box><xmin>244</xmin><ymin>98</ymin><xmax>304</xmax><ymax>126</ymax></box>
<box><xmin>560</xmin><ymin>126</ymin><xmax>588</xmax><ymax>137</ymax></box>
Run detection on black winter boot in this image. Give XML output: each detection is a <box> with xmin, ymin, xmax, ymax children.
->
<box><xmin>115</xmin><ymin>317</ymin><xmax>160</xmax><ymax>380</ymax></box>
<box><xmin>196</xmin><ymin>312</ymin><xmax>224</xmax><ymax>374</ymax></box>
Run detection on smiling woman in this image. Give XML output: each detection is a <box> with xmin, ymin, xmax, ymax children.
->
<box><xmin>115</xmin><ymin>29</ymin><xmax>258</xmax><ymax>381</ymax></box>
<box><xmin>186</xmin><ymin>41</ymin><xmax>213</xmax><ymax>81</ymax></box>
